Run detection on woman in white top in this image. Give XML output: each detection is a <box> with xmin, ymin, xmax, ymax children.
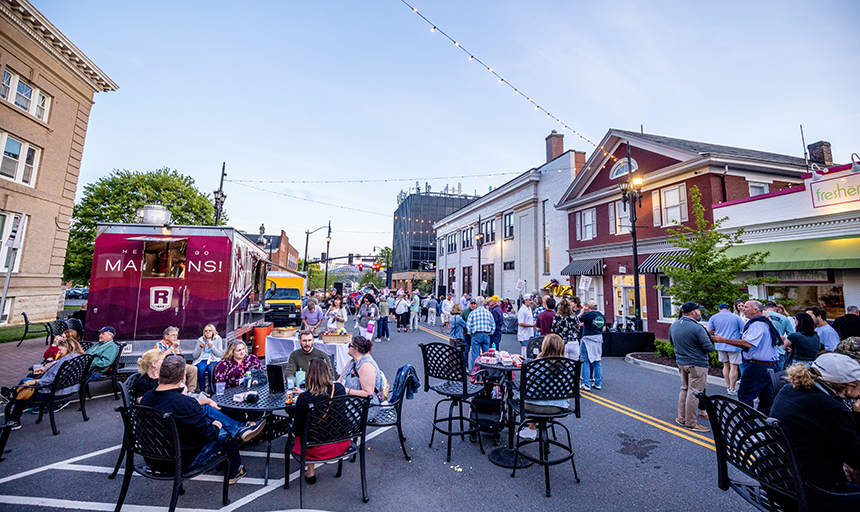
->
<box><xmin>191</xmin><ymin>324</ymin><xmax>226</xmax><ymax>393</ymax></box>
<box><xmin>325</xmin><ymin>294</ymin><xmax>349</xmax><ymax>333</ymax></box>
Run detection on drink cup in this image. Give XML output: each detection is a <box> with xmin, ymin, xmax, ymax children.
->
<box><xmin>215</xmin><ymin>382</ymin><xmax>226</xmax><ymax>395</ymax></box>
<box><xmin>287</xmin><ymin>377</ymin><xmax>295</xmax><ymax>390</ymax></box>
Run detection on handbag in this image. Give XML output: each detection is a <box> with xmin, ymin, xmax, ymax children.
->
<box><xmin>366</xmin><ymin>320</ymin><xmax>376</xmax><ymax>335</ymax></box>
<box><xmin>14</xmin><ymin>386</ymin><xmax>35</xmax><ymax>400</ymax></box>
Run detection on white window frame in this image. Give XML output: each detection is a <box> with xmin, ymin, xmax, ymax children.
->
<box><xmin>576</xmin><ymin>207</ymin><xmax>597</xmax><ymax>241</ymax></box>
<box><xmin>608</xmin><ymin>200</ymin><xmax>631</xmax><ymax>235</ymax></box>
<box><xmin>660</xmin><ymin>183</ymin><xmax>688</xmax><ymax>227</ymax></box>
<box><xmin>0</xmin><ymin>211</ymin><xmax>26</xmax><ymax>273</ymax></box>
<box><xmin>543</xmin><ymin>200</ymin><xmax>551</xmax><ymax>274</ymax></box>
<box><xmin>503</xmin><ymin>212</ymin><xmax>514</xmax><ymax>238</ymax></box>
<box><xmin>0</xmin><ymin>132</ymin><xmax>40</xmax><ymax>187</ymax></box>
<box><xmin>446</xmin><ymin>233</ymin><xmax>458</xmax><ymax>253</ymax></box>
<box><xmin>657</xmin><ymin>275</ymin><xmax>678</xmax><ymax>321</ymax></box>
<box><xmin>438</xmin><ymin>238</ymin><xmax>444</xmax><ymax>256</ymax></box>
<box><xmin>480</xmin><ymin>218</ymin><xmax>496</xmax><ymax>243</ymax></box>
<box><xmin>609</xmin><ymin>158</ymin><xmax>638</xmax><ymax>179</ymax></box>
<box><xmin>462</xmin><ymin>227</ymin><xmax>474</xmax><ymax>249</ymax></box>
<box><xmin>1</xmin><ymin>69</ymin><xmax>51</xmax><ymax>121</ymax></box>
<box><xmin>749</xmin><ymin>182</ymin><xmax>769</xmax><ymax>197</ymax></box>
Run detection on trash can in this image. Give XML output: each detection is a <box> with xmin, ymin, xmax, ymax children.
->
<box><xmin>253</xmin><ymin>322</ymin><xmax>274</xmax><ymax>358</ymax></box>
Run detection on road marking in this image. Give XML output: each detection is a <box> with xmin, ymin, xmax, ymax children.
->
<box><xmin>0</xmin><ymin>444</ymin><xmax>121</xmax><ymax>484</ymax></box>
<box><xmin>57</xmin><ymin>464</ymin><xmax>269</xmax><ymax>485</ymax></box>
<box><xmin>418</xmin><ymin>325</ymin><xmax>449</xmax><ymax>340</ymax></box>
<box><xmin>0</xmin><ymin>495</ymin><xmax>216</xmax><ymax>512</ymax></box>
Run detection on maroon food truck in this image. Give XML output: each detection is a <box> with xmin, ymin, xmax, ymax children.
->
<box><xmin>86</xmin><ymin>218</ymin><xmax>271</xmax><ymax>368</ymax></box>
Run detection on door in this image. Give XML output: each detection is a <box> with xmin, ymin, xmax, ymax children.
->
<box><xmin>134</xmin><ymin>239</ymin><xmax>188</xmax><ymax>340</ymax></box>
<box><xmin>613</xmin><ymin>275</ymin><xmax>647</xmax><ymax>330</ymax></box>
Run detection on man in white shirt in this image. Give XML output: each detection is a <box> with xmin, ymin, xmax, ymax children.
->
<box><xmin>517</xmin><ymin>294</ymin><xmax>536</xmax><ymax>350</ymax></box>
<box><xmin>440</xmin><ymin>293</ymin><xmax>454</xmax><ymax>334</ymax></box>
<box><xmin>460</xmin><ymin>293</ymin><xmax>469</xmax><ymax>310</ymax></box>
<box><xmin>805</xmin><ymin>306</ymin><xmax>840</xmax><ymax>351</ymax></box>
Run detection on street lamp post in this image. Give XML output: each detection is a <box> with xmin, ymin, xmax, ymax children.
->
<box><xmin>303</xmin><ymin>224</ymin><xmax>329</xmax><ymax>272</ymax></box>
<box><xmin>475</xmin><ymin>214</ymin><xmax>484</xmax><ymax>297</ymax></box>
<box><xmin>213</xmin><ymin>162</ymin><xmax>227</xmax><ymax>226</ymax></box>
<box><xmin>619</xmin><ymin>142</ymin><xmax>644</xmax><ymax>331</ymax></box>
<box><xmin>323</xmin><ymin>221</ymin><xmax>332</xmax><ymax>297</ymax></box>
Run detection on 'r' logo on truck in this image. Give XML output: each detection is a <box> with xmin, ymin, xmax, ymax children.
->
<box><xmin>150</xmin><ymin>287</ymin><xmax>173</xmax><ymax>311</ymax></box>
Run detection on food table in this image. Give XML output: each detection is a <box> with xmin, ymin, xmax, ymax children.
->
<box><xmin>264</xmin><ymin>335</ymin><xmax>350</xmax><ymax>375</ymax></box>
<box><xmin>211</xmin><ymin>383</ymin><xmax>295</xmax><ymax>413</ymax></box>
<box><xmin>475</xmin><ymin>359</ymin><xmax>533</xmax><ymax>469</ymax></box>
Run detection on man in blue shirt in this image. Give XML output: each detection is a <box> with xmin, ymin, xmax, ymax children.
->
<box><xmin>712</xmin><ymin>300</ymin><xmax>780</xmax><ymax>415</ymax></box>
<box><xmin>806</xmin><ymin>306</ymin><xmax>840</xmax><ymax>351</ymax></box>
<box><xmin>764</xmin><ymin>302</ymin><xmax>795</xmax><ymax>369</ymax></box>
<box><xmin>708</xmin><ymin>303</ymin><xmax>746</xmax><ymax>395</ymax></box>
<box><xmin>488</xmin><ymin>295</ymin><xmax>504</xmax><ymax>351</ymax></box>
<box><xmin>466</xmin><ymin>296</ymin><xmax>496</xmax><ymax>368</ymax></box>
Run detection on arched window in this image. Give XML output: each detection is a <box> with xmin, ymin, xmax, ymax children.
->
<box><xmin>610</xmin><ymin>158</ymin><xmax>638</xmax><ymax>179</ymax></box>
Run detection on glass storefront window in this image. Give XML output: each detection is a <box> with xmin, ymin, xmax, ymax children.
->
<box><xmin>767</xmin><ymin>285</ymin><xmax>844</xmax><ymax>320</ymax></box>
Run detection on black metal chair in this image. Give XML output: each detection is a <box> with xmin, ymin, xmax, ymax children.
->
<box><xmin>114</xmin><ymin>405</ymin><xmax>231</xmax><ymax>512</ymax></box>
<box><xmin>259</xmin><ymin>413</ymin><xmax>293</xmax><ymax>485</ymax></box>
<box><xmin>510</xmin><ymin>357</ymin><xmax>582</xmax><ymax>497</ymax></box>
<box><xmin>0</xmin><ymin>421</ymin><xmax>13</xmax><ymax>462</ymax></box>
<box><xmin>109</xmin><ymin>373</ymin><xmax>142</xmax><ymax>479</ymax></box>
<box><xmin>3</xmin><ymin>353</ymin><xmax>94</xmax><ymax>435</ymax></box>
<box><xmin>366</xmin><ymin>368</ymin><xmax>419</xmax><ymax>461</ymax></box>
<box><xmin>285</xmin><ymin>394</ymin><xmax>371</xmax><ymax>508</ymax></box>
<box><xmin>526</xmin><ymin>336</ymin><xmax>545</xmax><ymax>358</ymax></box>
<box><xmin>66</xmin><ymin>317</ymin><xmax>84</xmax><ymax>338</ymax></box>
<box><xmin>419</xmin><ymin>342</ymin><xmax>485</xmax><ymax>462</ymax></box>
<box><xmin>47</xmin><ymin>319</ymin><xmax>69</xmax><ymax>339</ymax></box>
<box><xmin>16</xmin><ymin>312</ymin><xmax>51</xmax><ymax>346</ymax></box>
<box><xmin>699</xmin><ymin>393</ymin><xmax>860</xmax><ymax>511</ymax></box>
<box><xmin>84</xmin><ymin>341</ymin><xmax>126</xmax><ymax>400</ymax></box>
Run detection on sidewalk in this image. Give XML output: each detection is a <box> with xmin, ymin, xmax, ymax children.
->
<box><xmin>0</xmin><ymin>339</ymin><xmax>48</xmax><ymax>388</ymax></box>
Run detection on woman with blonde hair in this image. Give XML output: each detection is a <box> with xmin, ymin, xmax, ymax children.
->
<box><xmin>131</xmin><ymin>348</ymin><xmax>167</xmax><ymax>401</ymax></box>
<box><xmin>519</xmin><ymin>334</ymin><xmax>569</xmax><ymax>440</ymax></box>
<box><xmin>770</xmin><ymin>354</ymin><xmax>860</xmax><ymax>506</ymax></box>
<box><xmin>192</xmin><ymin>324</ymin><xmax>225</xmax><ymax>393</ymax></box>
<box><xmin>43</xmin><ymin>329</ymin><xmax>83</xmax><ymax>361</ymax></box>
<box><xmin>214</xmin><ymin>340</ymin><xmax>263</xmax><ymax>388</ymax></box>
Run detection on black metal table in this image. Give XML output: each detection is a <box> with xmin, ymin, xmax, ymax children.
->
<box><xmin>211</xmin><ymin>384</ymin><xmax>296</xmax><ymax>413</ymax></box>
<box><xmin>475</xmin><ymin>360</ymin><xmax>532</xmax><ymax>469</ymax></box>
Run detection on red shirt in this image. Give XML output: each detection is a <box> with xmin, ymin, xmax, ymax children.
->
<box><xmin>536</xmin><ymin>310</ymin><xmax>556</xmax><ymax>336</ymax></box>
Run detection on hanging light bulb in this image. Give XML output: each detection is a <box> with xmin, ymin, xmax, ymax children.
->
<box><xmin>468</xmin><ymin>55</ymin><xmax>473</xmax><ymax>61</ymax></box>
<box><xmin>431</xmin><ymin>26</ymin><xmax>436</xmax><ymax>32</ymax></box>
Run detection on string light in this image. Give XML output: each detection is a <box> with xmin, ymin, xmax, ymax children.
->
<box><xmin>230</xmin><ymin>182</ymin><xmax>389</xmax><ymax>217</ymax></box>
<box><xmin>227</xmin><ymin>171</ymin><xmax>519</xmax><ymax>185</ymax></box>
<box><xmin>399</xmin><ymin>0</ymin><xmax>624</xmax><ymax>165</ymax></box>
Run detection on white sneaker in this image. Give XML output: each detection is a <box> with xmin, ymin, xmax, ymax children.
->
<box><xmin>727</xmin><ymin>387</ymin><xmax>737</xmax><ymax>396</ymax></box>
<box><xmin>580</xmin><ymin>383</ymin><xmax>591</xmax><ymax>391</ymax></box>
<box><xmin>518</xmin><ymin>428</ymin><xmax>537</xmax><ymax>440</ymax></box>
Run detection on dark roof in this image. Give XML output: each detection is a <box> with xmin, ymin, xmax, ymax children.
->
<box><xmin>261</xmin><ymin>234</ymin><xmax>281</xmax><ymax>247</ymax></box>
<box><xmin>613</xmin><ymin>129</ymin><xmax>808</xmax><ymax>167</ymax></box>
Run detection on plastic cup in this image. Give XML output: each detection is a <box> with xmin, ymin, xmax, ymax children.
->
<box><xmin>215</xmin><ymin>382</ymin><xmax>226</xmax><ymax>395</ymax></box>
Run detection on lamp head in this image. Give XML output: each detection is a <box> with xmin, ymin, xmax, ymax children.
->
<box><xmin>620</xmin><ymin>180</ymin><xmax>630</xmax><ymax>194</ymax></box>
<box><xmin>325</xmin><ymin>236</ymin><xmax>331</xmax><ymax>243</ymax></box>
<box><xmin>852</xmin><ymin>153</ymin><xmax>860</xmax><ymax>174</ymax></box>
<box><xmin>632</xmin><ymin>177</ymin><xmax>643</xmax><ymax>191</ymax></box>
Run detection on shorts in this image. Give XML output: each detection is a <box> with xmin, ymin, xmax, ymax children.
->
<box><xmin>718</xmin><ymin>350</ymin><xmax>743</xmax><ymax>365</ymax></box>
<box><xmin>441</xmin><ymin>312</ymin><xmax>450</xmax><ymax>323</ymax></box>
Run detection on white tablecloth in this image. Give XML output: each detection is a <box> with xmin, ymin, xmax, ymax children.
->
<box><xmin>265</xmin><ymin>335</ymin><xmax>350</xmax><ymax>374</ymax></box>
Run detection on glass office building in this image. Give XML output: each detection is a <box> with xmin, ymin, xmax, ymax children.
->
<box><xmin>392</xmin><ymin>192</ymin><xmax>476</xmax><ymax>273</ymax></box>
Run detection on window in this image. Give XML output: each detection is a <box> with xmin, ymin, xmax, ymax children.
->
<box><xmin>503</xmin><ymin>261</ymin><xmax>515</xmax><ymax>270</ymax></box>
<box><xmin>608</xmin><ymin>200</ymin><xmax>631</xmax><ymax>235</ymax></box>
<box><xmin>0</xmin><ymin>70</ymin><xmax>51</xmax><ymax>121</ymax></box>
<box><xmin>448</xmin><ymin>268</ymin><xmax>456</xmax><ymax>294</ymax></box>
<box><xmin>0</xmin><ymin>295</ymin><xmax>10</xmax><ymax>323</ymax></box>
<box><xmin>657</xmin><ymin>183</ymin><xmax>688</xmax><ymax>226</ymax></box>
<box><xmin>438</xmin><ymin>238</ymin><xmax>444</xmax><ymax>256</ymax></box>
<box><xmin>142</xmin><ymin>240</ymin><xmax>187</xmax><ymax>278</ymax></box>
<box><xmin>461</xmin><ymin>227</ymin><xmax>474</xmax><ymax>249</ymax></box>
<box><xmin>503</xmin><ymin>212</ymin><xmax>514</xmax><ymax>238</ymax></box>
<box><xmin>480</xmin><ymin>218</ymin><xmax>495</xmax><ymax>243</ymax></box>
<box><xmin>575</xmin><ymin>207</ymin><xmax>597</xmax><ymax>241</ymax></box>
<box><xmin>463</xmin><ymin>266</ymin><xmax>473</xmax><ymax>295</ymax></box>
<box><xmin>749</xmin><ymin>182</ymin><xmax>769</xmax><ymax>197</ymax></box>
<box><xmin>658</xmin><ymin>276</ymin><xmax>677</xmax><ymax>320</ymax></box>
<box><xmin>446</xmin><ymin>233</ymin><xmax>458</xmax><ymax>253</ymax></box>
<box><xmin>543</xmin><ymin>200</ymin><xmax>550</xmax><ymax>273</ymax></box>
<box><xmin>610</xmin><ymin>158</ymin><xmax>638</xmax><ymax>179</ymax></box>
<box><xmin>0</xmin><ymin>133</ymin><xmax>39</xmax><ymax>186</ymax></box>
<box><xmin>481</xmin><ymin>264</ymin><xmax>494</xmax><ymax>296</ymax></box>
<box><xmin>0</xmin><ymin>211</ymin><xmax>25</xmax><ymax>273</ymax></box>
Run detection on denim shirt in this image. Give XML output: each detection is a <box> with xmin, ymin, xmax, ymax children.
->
<box><xmin>449</xmin><ymin>315</ymin><xmax>467</xmax><ymax>340</ymax></box>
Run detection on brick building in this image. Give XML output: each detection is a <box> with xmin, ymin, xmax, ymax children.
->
<box><xmin>261</xmin><ymin>230</ymin><xmax>300</xmax><ymax>271</ymax></box>
<box><xmin>0</xmin><ymin>0</ymin><xmax>117</xmax><ymax>324</ymax></box>
<box><xmin>555</xmin><ymin>129</ymin><xmax>808</xmax><ymax>339</ymax></box>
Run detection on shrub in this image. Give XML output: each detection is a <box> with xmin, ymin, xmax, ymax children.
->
<box><xmin>654</xmin><ymin>339</ymin><xmax>674</xmax><ymax>359</ymax></box>
<box><xmin>709</xmin><ymin>350</ymin><xmax>723</xmax><ymax>369</ymax></box>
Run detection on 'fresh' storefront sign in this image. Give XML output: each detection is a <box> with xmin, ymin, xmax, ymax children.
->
<box><xmin>810</xmin><ymin>173</ymin><xmax>860</xmax><ymax>208</ymax></box>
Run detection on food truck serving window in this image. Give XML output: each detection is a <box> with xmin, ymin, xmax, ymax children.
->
<box><xmin>142</xmin><ymin>240</ymin><xmax>188</xmax><ymax>278</ymax></box>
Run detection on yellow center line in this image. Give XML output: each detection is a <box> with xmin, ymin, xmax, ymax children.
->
<box><xmin>414</xmin><ymin>324</ymin><xmax>715</xmax><ymax>450</ymax></box>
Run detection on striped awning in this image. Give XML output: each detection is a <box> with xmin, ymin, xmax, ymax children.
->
<box><xmin>638</xmin><ymin>251</ymin><xmax>691</xmax><ymax>273</ymax></box>
<box><xmin>560</xmin><ymin>258</ymin><xmax>603</xmax><ymax>276</ymax></box>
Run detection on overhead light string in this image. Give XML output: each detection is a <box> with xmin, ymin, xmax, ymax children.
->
<box><xmin>226</xmin><ymin>170</ymin><xmax>520</xmax><ymax>185</ymax></box>
<box><xmin>230</xmin><ymin>181</ymin><xmax>389</xmax><ymax>217</ymax></box>
<box><xmin>399</xmin><ymin>0</ymin><xmax>623</xmax><ymax>168</ymax></box>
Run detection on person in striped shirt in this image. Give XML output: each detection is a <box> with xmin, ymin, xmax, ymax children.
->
<box><xmin>466</xmin><ymin>296</ymin><xmax>496</xmax><ymax>368</ymax></box>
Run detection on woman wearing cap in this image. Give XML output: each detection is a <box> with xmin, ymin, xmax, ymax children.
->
<box><xmin>770</xmin><ymin>354</ymin><xmax>860</xmax><ymax>506</ymax></box>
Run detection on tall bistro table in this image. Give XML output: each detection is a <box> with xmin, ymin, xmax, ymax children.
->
<box><xmin>475</xmin><ymin>360</ymin><xmax>533</xmax><ymax>469</ymax></box>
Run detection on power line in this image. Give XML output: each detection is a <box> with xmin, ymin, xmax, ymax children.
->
<box><xmin>227</xmin><ymin>171</ymin><xmax>520</xmax><ymax>185</ymax></box>
<box><xmin>230</xmin><ymin>182</ymin><xmax>390</xmax><ymax>217</ymax></box>
<box><xmin>398</xmin><ymin>0</ymin><xmax>624</xmax><ymax>169</ymax></box>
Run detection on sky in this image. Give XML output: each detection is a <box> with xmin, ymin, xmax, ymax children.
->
<box><xmin>33</xmin><ymin>0</ymin><xmax>860</xmax><ymax>261</ymax></box>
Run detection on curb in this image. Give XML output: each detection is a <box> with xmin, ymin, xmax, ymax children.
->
<box><xmin>625</xmin><ymin>352</ymin><xmax>727</xmax><ymax>387</ymax></box>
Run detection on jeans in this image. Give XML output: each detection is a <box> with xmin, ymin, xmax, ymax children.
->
<box><xmin>469</xmin><ymin>332</ymin><xmax>490</xmax><ymax>369</ymax></box>
<box><xmin>378</xmin><ymin>317</ymin><xmax>390</xmax><ymax>339</ymax></box>
<box><xmin>195</xmin><ymin>362</ymin><xmax>218</xmax><ymax>392</ymax></box>
<box><xmin>678</xmin><ymin>365</ymin><xmax>708</xmax><ymax>427</ymax></box>
<box><xmin>580</xmin><ymin>340</ymin><xmax>602</xmax><ymax>387</ymax></box>
<box><xmin>490</xmin><ymin>334</ymin><xmax>502</xmax><ymax>352</ymax></box>
<box><xmin>202</xmin><ymin>405</ymin><xmax>243</xmax><ymax>437</ymax></box>
<box><xmin>189</xmin><ymin>431</ymin><xmax>241</xmax><ymax>478</ymax></box>
<box><xmin>737</xmin><ymin>361</ymin><xmax>775</xmax><ymax>415</ymax></box>
<box><xmin>777</xmin><ymin>352</ymin><xmax>787</xmax><ymax>371</ymax></box>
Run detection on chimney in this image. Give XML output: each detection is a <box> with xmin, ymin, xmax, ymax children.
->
<box><xmin>545</xmin><ymin>130</ymin><xmax>564</xmax><ymax>163</ymax></box>
<box><xmin>571</xmin><ymin>150</ymin><xmax>587</xmax><ymax>182</ymax></box>
<box><xmin>808</xmin><ymin>141</ymin><xmax>833</xmax><ymax>167</ymax></box>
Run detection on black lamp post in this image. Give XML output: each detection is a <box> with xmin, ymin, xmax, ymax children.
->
<box><xmin>619</xmin><ymin>142</ymin><xmax>644</xmax><ymax>331</ymax></box>
<box><xmin>303</xmin><ymin>224</ymin><xmax>329</xmax><ymax>272</ymax></box>
<box><xmin>323</xmin><ymin>221</ymin><xmax>332</xmax><ymax>296</ymax></box>
<box><xmin>475</xmin><ymin>214</ymin><xmax>484</xmax><ymax>297</ymax></box>
<box><xmin>213</xmin><ymin>162</ymin><xmax>227</xmax><ymax>226</ymax></box>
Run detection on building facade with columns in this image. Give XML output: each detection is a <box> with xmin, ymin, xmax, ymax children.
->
<box><xmin>434</xmin><ymin>132</ymin><xmax>585</xmax><ymax>300</ymax></box>
<box><xmin>0</xmin><ymin>0</ymin><xmax>117</xmax><ymax>324</ymax></box>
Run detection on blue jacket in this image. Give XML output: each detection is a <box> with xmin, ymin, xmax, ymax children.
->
<box><xmin>490</xmin><ymin>305</ymin><xmax>504</xmax><ymax>340</ymax></box>
<box><xmin>449</xmin><ymin>315</ymin><xmax>467</xmax><ymax>340</ymax></box>
<box><xmin>389</xmin><ymin>364</ymin><xmax>421</xmax><ymax>403</ymax></box>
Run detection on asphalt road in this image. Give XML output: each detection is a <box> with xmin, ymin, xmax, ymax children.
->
<box><xmin>0</xmin><ymin>321</ymin><xmax>741</xmax><ymax>512</ymax></box>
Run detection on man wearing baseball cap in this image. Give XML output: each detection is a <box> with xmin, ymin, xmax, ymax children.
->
<box><xmin>488</xmin><ymin>296</ymin><xmax>504</xmax><ymax>350</ymax></box>
<box><xmin>770</xmin><ymin>353</ymin><xmax>860</xmax><ymax>505</ymax></box>
<box><xmin>86</xmin><ymin>326</ymin><xmax>120</xmax><ymax>380</ymax></box>
<box><xmin>669</xmin><ymin>302</ymin><xmax>714</xmax><ymax>432</ymax></box>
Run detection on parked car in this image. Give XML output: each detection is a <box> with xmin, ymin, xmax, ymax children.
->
<box><xmin>65</xmin><ymin>288</ymin><xmax>88</xmax><ymax>300</ymax></box>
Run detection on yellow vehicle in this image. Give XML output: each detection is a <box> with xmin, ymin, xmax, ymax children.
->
<box><xmin>265</xmin><ymin>270</ymin><xmax>307</xmax><ymax>326</ymax></box>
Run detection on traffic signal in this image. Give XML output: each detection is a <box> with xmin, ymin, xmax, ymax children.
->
<box><xmin>373</xmin><ymin>263</ymin><xmax>381</xmax><ymax>272</ymax></box>
<box><xmin>348</xmin><ymin>253</ymin><xmax>354</xmax><ymax>264</ymax></box>
<box><xmin>358</xmin><ymin>263</ymin><xmax>364</xmax><ymax>271</ymax></box>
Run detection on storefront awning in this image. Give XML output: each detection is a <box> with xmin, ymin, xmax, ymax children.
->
<box><xmin>639</xmin><ymin>250</ymin><xmax>691</xmax><ymax>273</ymax></box>
<box><xmin>723</xmin><ymin>236</ymin><xmax>860</xmax><ymax>271</ymax></box>
<box><xmin>560</xmin><ymin>258</ymin><xmax>603</xmax><ymax>276</ymax></box>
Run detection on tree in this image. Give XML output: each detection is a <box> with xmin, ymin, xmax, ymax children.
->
<box><xmin>656</xmin><ymin>185</ymin><xmax>774</xmax><ymax>316</ymax></box>
<box><xmin>375</xmin><ymin>246</ymin><xmax>392</xmax><ymax>269</ymax></box>
<box><xmin>63</xmin><ymin>168</ymin><xmax>224</xmax><ymax>285</ymax></box>
<box><xmin>298</xmin><ymin>259</ymin><xmax>324</xmax><ymax>291</ymax></box>
<box><xmin>359</xmin><ymin>268</ymin><xmax>384</xmax><ymax>289</ymax></box>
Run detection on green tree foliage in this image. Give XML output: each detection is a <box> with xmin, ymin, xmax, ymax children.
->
<box><xmin>657</xmin><ymin>185</ymin><xmax>773</xmax><ymax>316</ymax></box>
<box><xmin>359</xmin><ymin>269</ymin><xmax>384</xmax><ymax>289</ymax></box>
<box><xmin>298</xmin><ymin>259</ymin><xmax>325</xmax><ymax>291</ymax></box>
<box><xmin>375</xmin><ymin>246</ymin><xmax>392</xmax><ymax>268</ymax></box>
<box><xmin>63</xmin><ymin>168</ymin><xmax>222</xmax><ymax>285</ymax></box>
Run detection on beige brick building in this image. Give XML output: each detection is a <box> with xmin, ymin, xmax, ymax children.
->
<box><xmin>0</xmin><ymin>0</ymin><xmax>117</xmax><ymax>324</ymax></box>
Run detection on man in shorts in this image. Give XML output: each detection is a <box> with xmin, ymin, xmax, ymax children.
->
<box><xmin>707</xmin><ymin>303</ymin><xmax>745</xmax><ymax>395</ymax></box>
<box><xmin>440</xmin><ymin>293</ymin><xmax>454</xmax><ymax>334</ymax></box>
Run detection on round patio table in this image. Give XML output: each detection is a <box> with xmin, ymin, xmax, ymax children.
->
<box><xmin>211</xmin><ymin>383</ymin><xmax>296</xmax><ymax>413</ymax></box>
<box><xmin>476</xmin><ymin>359</ymin><xmax>533</xmax><ymax>469</ymax></box>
